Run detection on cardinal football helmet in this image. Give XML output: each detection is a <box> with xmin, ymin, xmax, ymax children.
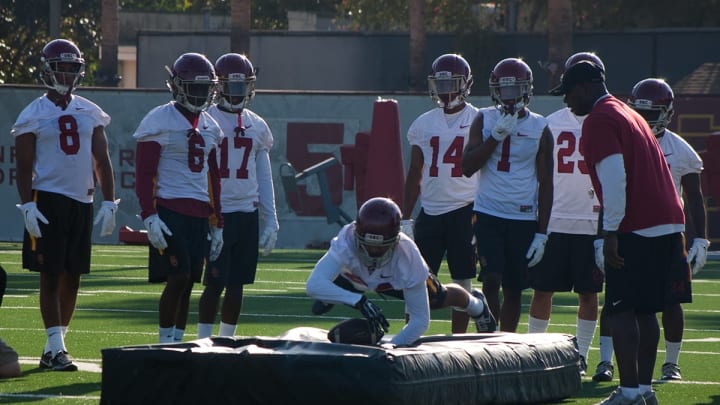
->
<box><xmin>166</xmin><ymin>53</ymin><xmax>217</xmax><ymax>113</ymax></box>
<box><xmin>627</xmin><ymin>78</ymin><xmax>674</xmax><ymax>136</ymax></box>
<box><xmin>354</xmin><ymin>197</ymin><xmax>401</xmax><ymax>269</ymax></box>
<box><xmin>40</xmin><ymin>39</ymin><xmax>85</xmax><ymax>96</ymax></box>
<box><xmin>428</xmin><ymin>54</ymin><xmax>473</xmax><ymax>109</ymax></box>
<box><xmin>565</xmin><ymin>51</ymin><xmax>605</xmax><ymax>72</ymax></box>
<box><xmin>214</xmin><ymin>53</ymin><xmax>256</xmax><ymax>112</ymax></box>
<box><xmin>489</xmin><ymin>58</ymin><xmax>533</xmax><ymax>115</ymax></box>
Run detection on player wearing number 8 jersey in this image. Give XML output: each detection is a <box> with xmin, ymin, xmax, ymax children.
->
<box><xmin>461</xmin><ymin>58</ymin><xmax>554</xmax><ymax>333</ymax></box>
<box><xmin>13</xmin><ymin>39</ymin><xmax>118</xmax><ymax>371</ymax></box>
<box><xmin>403</xmin><ymin>53</ymin><xmax>479</xmax><ymax>333</ymax></box>
<box><xmin>134</xmin><ymin>52</ymin><xmax>224</xmax><ymax>343</ymax></box>
<box><xmin>197</xmin><ymin>53</ymin><xmax>279</xmax><ymax>339</ymax></box>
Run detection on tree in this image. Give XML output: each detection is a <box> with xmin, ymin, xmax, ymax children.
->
<box><xmin>98</xmin><ymin>0</ymin><xmax>121</xmax><ymax>86</ymax></box>
<box><xmin>231</xmin><ymin>0</ymin><xmax>251</xmax><ymax>54</ymax></box>
<box><xmin>545</xmin><ymin>0</ymin><xmax>573</xmax><ymax>87</ymax></box>
<box><xmin>408</xmin><ymin>0</ymin><xmax>425</xmax><ymax>91</ymax></box>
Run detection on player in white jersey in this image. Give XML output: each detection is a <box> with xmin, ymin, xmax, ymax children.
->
<box><xmin>12</xmin><ymin>39</ymin><xmax>118</xmax><ymax>371</ymax></box>
<box><xmin>197</xmin><ymin>54</ymin><xmax>279</xmax><ymax>339</ymax></box>
<box><xmin>527</xmin><ymin>52</ymin><xmax>606</xmax><ymax>376</ymax></box>
<box><xmin>134</xmin><ymin>52</ymin><xmax>224</xmax><ymax>344</ymax></box>
<box><xmin>461</xmin><ymin>58</ymin><xmax>554</xmax><ymax>333</ymax></box>
<box><xmin>306</xmin><ymin>198</ymin><xmax>496</xmax><ymax>346</ymax></box>
<box><xmin>593</xmin><ymin>78</ymin><xmax>708</xmax><ymax>382</ymax></box>
<box><xmin>403</xmin><ymin>54</ymin><xmax>479</xmax><ymax>333</ymax></box>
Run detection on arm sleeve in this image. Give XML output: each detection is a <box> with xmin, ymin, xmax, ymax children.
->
<box><xmin>135</xmin><ymin>141</ymin><xmax>161</xmax><ymax>219</ymax></box>
<box><xmin>596</xmin><ymin>153</ymin><xmax>626</xmax><ymax>231</ymax></box>
<box><xmin>207</xmin><ymin>147</ymin><xmax>224</xmax><ymax>228</ymax></box>
<box><xmin>306</xmin><ymin>252</ymin><xmax>362</xmax><ymax>306</ymax></box>
<box><xmin>390</xmin><ymin>280</ymin><xmax>430</xmax><ymax>346</ymax></box>
<box><xmin>256</xmin><ymin>149</ymin><xmax>279</xmax><ymax>231</ymax></box>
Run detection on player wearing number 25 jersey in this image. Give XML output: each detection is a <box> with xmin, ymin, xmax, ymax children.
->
<box><xmin>461</xmin><ymin>58</ymin><xmax>554</xmax><ymax>333</ymax></box>
<box><xmin>134</xmin><ymin>52</ymin><xmax>224</xmax><ymax>343</ymax></box>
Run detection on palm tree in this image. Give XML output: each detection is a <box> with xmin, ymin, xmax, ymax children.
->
<box><xmin>231</xmin><ymin>0</ymin><xmax>251</xmax><ymax>54</ymax></box>
<box><xmin>408</xmin><ymin>0</ymin><xmax>425</xmax><ymax>92</ymax></box>
<box><xmin>545</xmin><ymin>0</ymin><xmax>573</xmax><ymax>88</ymax></box>
<box><xmin>99</xmin><ymin>0</ymin><xmax>120</xmax><ymax>86</ymax></box>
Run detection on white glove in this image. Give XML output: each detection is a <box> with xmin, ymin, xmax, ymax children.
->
<box><xmin>259</xmin><ymin>226</ymin><xmax>278</xmax><ymax>256</ymax></box>
<box><xmin>400</xmin><ymin>219</ymin><xmax>414</xmax><ymax>240</ymax></box>
<box><xmin>208</xmin><ymin>225</ymin><xmax>224</xmax><ymax>261</ymax></box>
<box><xmin>491</xmin><ymin>112</ymin><xmax>518</xmax><ymax>142</ymax></box>
<box><xmin>93</xmin><ymin>199</ymin><xmax>121</xmax><ymax>237</ymax></box>
<box><xmin>526</xmin><ymin>233</ymin><xmax>548</xmax><ymax>267</ymax></box>
<box><xmin>687</xmin><ymin>238</ymin><xmax>710</xmax><ymax>275</ymax></box>
<box><xmin>593</xmin><ymin>238</ymin><xmax>605</xmax><ymax>274</ymax></box>
<box><xmin>143</xmin><ymin>214</ymin><xmax>172</xmax><ymax>250</ymax></box>
<box><xmin>16</xmin><ymin>202</ymin><xmax>49</xmax><ymax>238</ymax></box>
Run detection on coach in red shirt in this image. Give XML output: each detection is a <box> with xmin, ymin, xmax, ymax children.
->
<box><xmin>551</xmin><ymin>61</ymin><xmax>689</xmax><ymax>405</ymax></box>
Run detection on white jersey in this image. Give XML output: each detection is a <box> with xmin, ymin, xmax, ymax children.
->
<box><xmin>328</xmin><ymin>223</ymin><xmax>430</xmax><ymax>292</ymax></box>
<box><xmin>546</xmin><ymin>107</ymin><xmax>600</xmax><ymax>235</ymax></box>
<box><xmin>407</xmin><ymin>104</ymin><xmax>479</xmax><ymax>215</ymax></box>
<box><xmin>473</xmin><ymin>107</ymin><xmax>548</xmax><ymax>220</ymax></box>
<box><xmin>207</xmin><ymin>106</ymin><xmax>274</xmax><ymax>213</ymax></box>
<box><xmin>657</xmin><ymin>129</ymin><xmax>703</xmax><ymax>198</ymax></box>
<box><xmin>11</xmin><ymin>95</ymin><xmax>111</xmax><ymax>203</ymax></box>
<box><xmin>133</xmin><ymin>103</ymin><xmax>223</xmax><ymax>203</ymax></box>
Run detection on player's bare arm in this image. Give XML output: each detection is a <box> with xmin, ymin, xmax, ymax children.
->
<box><xmin>461</xmin><ymin>112</ymin><xmax>497</xmax><ymax>177</ymax></box>
<box><xmin>14</xmin><ymin>132</ymin><xmax>36</xmax><ymax>203</ymax></box>
<box><xmin>402</xmin><ymin>145</ymin><xmax>423</xmax><ymax>219</ymax></box>
<box><xmin>91</xmin><ymin>126</ymin><xmax>116</xmax><ymax>201</ymax></box>
<box><xmin>681</xmin><ymin>173</ymin><xmax>707</xmax><ymax>239</ymax></box>
<box><xmin>535</xmin><ymin>127</ymin><xmax>555</xmax><ymax>234</ymax></box>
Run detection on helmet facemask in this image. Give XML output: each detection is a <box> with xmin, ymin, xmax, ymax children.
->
<box><xmin>41</xmin><ymin>57</ymin><xmax>85</xmax><ymax>96</ymax></box>
<box><xmin>631</xmin><ymin>99</ymin><xmax>674</xmax><ymax>136</ymax></box>
<box><xmin>354</xmin><ymin>229</ymin><xmax>399</xmax><ymax>269</ymax></box>
<box><xmin>490</xmin><ymin>78</ymin><xmax>531</xmax><ymax>115</ymax></box>
<box><xmin>167</xmin><ymin>69</ymin><xmax>217</xmax><ymax>113</ymax></box>
<box><xmin>428</xmin><ymin>71</ymin><xmax>472</xmax><ymax>109</ymax></box>
<box><xmin>217</xmin><ymin>72</ymin><xmax>256</xmax><ymax>112</ymax></box>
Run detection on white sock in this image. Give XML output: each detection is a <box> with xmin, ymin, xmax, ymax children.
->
<box><xmin>576</xmin><ymin>318</ymin><xmax>597</xmax><ymax>359</ymax></box>
<box><xmin>218</xmin><ymin>322</ymin><xmax>237</xmax><ymax>337</ymax></box>
<box><xmin>599</xmin><ymin>335</ymin><xmax>614</xmax><ymax>363</ymax></box>
<box><xmin>46</xmin><ymin>326</ymin><xmax>66</xmax><ymax>355</ymax></box>
<box><xmin>197</xmin><ymin>323</ymin><xmax>214</xmax><ymax>339</ymax></box>
<box><xmin>528</xmin><ymin>316</ymin><xmax>549</xmax><ymax>333</ymax></box>
<box><xmin>174</xmin><ymin>328</ymin><xmax>185</xmax><ymax>342</ymax></box>
<box><xmin>464</xmin><ymin>294</ymin><xmax>484</xmax><ymax>317</ymax></box>
<box><xmin>62</xmin><ymin>326</ymin><xmax>68</xmax><ymax>337</ymax></box>
<box><xmin>639</xmin><ymin>384</ymin><xmax>652</xmax><ymax>394</ymax></box>
<box><xmin>453</xmin><ymin>278</ymin><xmax>472</xmax><ymax>292</ymax></box>
<box><xmin>620</xmin><ymin>386</ymin><xmax>639</xmax><ymax>399</ymax></box>
<box><xmin>665</xmin><ymin>340</ymin><xmax>682</xmax><ymax>364</ymax></box>
<box><xmin>159</xmin><ymin>326</ymin><xmax>174</xmax><ymax>344</ymax></box>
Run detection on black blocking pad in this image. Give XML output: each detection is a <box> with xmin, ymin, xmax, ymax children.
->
<box><xmin>100</xmin><ymin>332</ymin><xmax>581</xmax><ymax>405</ymax></box>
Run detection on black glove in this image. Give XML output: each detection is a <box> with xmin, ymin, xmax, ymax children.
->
<box><xmin>354</xmin><ymin>295</ymin><xmax>390</xmax><ymax>337</ymax></box>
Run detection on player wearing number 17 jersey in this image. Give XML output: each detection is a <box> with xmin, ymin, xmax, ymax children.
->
<box><xmin>461</xmin><ymin>58</ymin><xmax>554</xmax><ymax>333</ymax></box>
<box><xmin>403</xmin><ymin>53</ymin><xmax>479</xmax><ymax>333</ymax></box>
<box><xmin>197</xmin><ymin>53</ymin><xmax>279</xmax><ymax>339</ymax></box>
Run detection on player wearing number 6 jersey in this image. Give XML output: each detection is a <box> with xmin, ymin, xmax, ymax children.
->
<box><xmin>197</xmin><ymin>53</ymin><xmax>279</xmax><ymax>339</ymax></box>
<box><xmin>13</xmin><ymin>39</ymin><xmax>117</xmax><ymax>371</ymax></box>
<box><xmin>134</xmin><ymin>52</ymin><xmax>224</xmax><ymax>344</ymax></box>
<box><xmin>461</xmin><ymin>58</ymin><xmax>554</xmax><ymax>333</ymax></box>
<box><xmin>403</xmin><ymin>53</ymin><xmax>479</xmax><ymax>333</ymax></box>
<box><xmin>527</xmin><ymin>52</ymin><xmax>606</xmax><ymax>376</ymax></box>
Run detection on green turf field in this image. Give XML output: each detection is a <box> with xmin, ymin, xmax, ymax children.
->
<box><xmin>0</xmin><ymin>242</ymin><xmax>718</xmax><ymax>403</ymax></box>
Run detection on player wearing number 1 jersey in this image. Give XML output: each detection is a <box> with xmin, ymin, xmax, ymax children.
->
<box><xmin>13</xmin><ymin>39</ymin><xmax>117</xmax><ymax>371</ymax></box>
<box><xmin>527</xmin><ymin>52</ymin><xmax>605</xmax><ymax>376</ymax></box>
<box><xmin>134</xmin><ymin>52</ymin><xmax>224</xmax><ymax>343</ymax></box>
<box><xmin>197</xmin><ymin>53</ymin><xmax>279</xmax><ymax>339</ymax></box>
<box><xmin>403</xmin><ymin>53</ymin><xmax>479</xmax><ymax>333</ymax></box>
<box><xmin>461</xmin><ymin>58</ymin><xmax>554</xmax><ymax>333</ymax></box>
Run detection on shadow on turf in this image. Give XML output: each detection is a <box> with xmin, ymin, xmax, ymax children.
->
<box><xmin>0</xmin><ymin>379</ymin><xmax>99</xmax><ymax>403</ymax></box>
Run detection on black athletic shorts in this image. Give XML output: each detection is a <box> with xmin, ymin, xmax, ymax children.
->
<box><xmin>530</xmin><ymin>232</ymin><xmax>604</xmax><ymax>293</ymax></box>
<box><xmin>148</xmin><ymin>205</ymin><xmax>208</xmax><ymax>283</ymax></box>
<box><xmin>204</xmin><ymin>210</ymin><xmax>259</xmax><ymax>287</ymax></box>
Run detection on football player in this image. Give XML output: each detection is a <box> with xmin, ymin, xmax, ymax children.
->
<box><xmin>306</xmin><ymin>197</ymin><xmax>496</xmax><ymax>346</ymax></box>
<box><xmin>593</xmin><ymin>78</ymin><xmax>707</xmax><ymax>383</ymax></box>
<box><xmin>402</xmin><ymin>53</ymin><xmax>479</xmax><ymax>333</ymax></box>
<box><xmin>526</xmin><ymin>52</ymin><xmax>606</xmax><ymax>377</ymax></box>
<box><xmin>134</xmin><ymin>52</ymin><xmax>224</xmax><ymax>343</ymax></box>
<box><xmin>461</xmin><ymin>58</ymin><xmax>554</xmax><ymax>333</ymax></box>
<box><xmin>12</xmin><ymin>38</ymin><xmax>118</xmax><ymax>371</ymax></box>
<box><xmin>197</xmin><ymin>53</ymin><xmax>279</xmax><ymax>339</ymax></box>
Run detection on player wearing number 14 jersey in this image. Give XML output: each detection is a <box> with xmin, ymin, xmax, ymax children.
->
<box><xmin>461</xmin><ymin>58</ymin><xmax>554</xmax><ymax>333</ymax></box>
<box><xmin>403</xmin><ymin>53</ymin><xmax>479</xmax><ymax>333</ymax></box>
<box><xmin>197</xmin><ymin>53</ymin><xmax>279</xmax><ymax>339</ymax></box>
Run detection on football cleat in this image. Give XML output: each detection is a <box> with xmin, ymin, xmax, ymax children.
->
<box><xmin>596</xmin><ymin>387</ymin><xmax>646</xmax><ymax>405</ymax></box>
<box><xmin>592</xmin><ymin>360</ymin><xmax>615</xmax><ymax>382</ymax></box>
<box><xmin>642</xmin><ymin>390</ymin><xmax>659</xmax><ymax>405</ymax></box>
<box><xmin>311</xmin><ymin>300</ymin><xmax>334</xmax><ymax>315</ymax></box>
<box><xmin>579</xmin><ymin>355</ymin><xmax>588</xmax><ymax>376</ymax></box>
<box><xmin>49</xmin><ymin>351</ymin><xmax>78</xmax><ymax>372</ymax></box>
<box><xmin>470</xmin><ymin>289</ymin><xmax>497</xmax><ymax>333</ymax></box>
<box><xmin>661</xmin><ymin>362</ymin><xmax>682</xmax><ymax>380</ymax></box>
<box><xmin>39</xmin><ymin>351</ymin><xmax>53</xmax><ymax>369</ymax></box>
